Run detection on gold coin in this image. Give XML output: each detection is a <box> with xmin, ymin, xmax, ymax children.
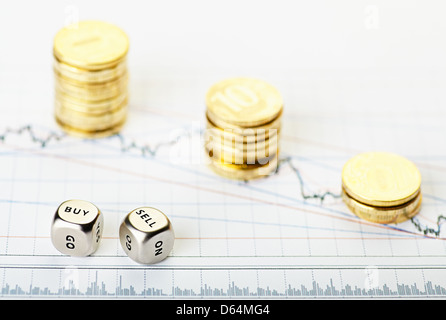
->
<box><xmin>55</xmin><ymin>72</ymin><xmax>128</xmax><ymax>102</ymax></box>
<box><xmin>55</xmin><ymin>99</ymin><xmax>127</xmax><ymax>121</ymax></box>
<box><xmin>205</xmin><ymin>116</ymin><xmax>279</xmax><ymax>148</ymax></box>
<box><xmin>342</xmin><ymin>152</ymin><xmax>421</xmax><ymax>207</ymax></box>
<box><xmin>205</xmin><ymin>132</ymin><xmax>281</xmax><ymax>154</ymax></box>
<box><xmin>206</xmin><ymin>108</ymin><xmax>283</xmax><ymax>132</ymax></box>
<box><xmin>55</xmin><ymin>101</ymin><xmax>127</xmax><ymax>131</ymax></box>
<box><xmin>55</xmin><ymin>116</ymin><xmax>126</xmax><ymax>139</ymax></box>
<box><xmin>54</xmin><ymin>58</ymin><xmax>128</xmax><ymax>83</ymax></box>
<box><xmin>205</xmin><ymin>114</ymin><xmax>280</xmax><ymax>145</ymax></box>
<box><xmin>206</xmin><ymin>78</ymin><xmax>283</xmax><ymax>128</ymax></box>
<box><xmin>55</xmin><ymin>89</ymin><xmax>128</xmax><ymax>114</ymax></box>
<box><xmin>206</xmin><ymin>142</ymin><xmax>279</xmax><ymax>165</ymax></box>
<box><xmin>208</xmin><ymin>153</ymin><xmax>279</xmax><ymax>180</ymax></box>
<box><xmin>206</xmin><ymin>131</ymin><xmax>279</xmax><ymax>154</ymax></box>
<box><xmin>341</xmin><ymin>188</ymin><xmax>422</xmax><ymax>224</ymax></box>
<box><xmin>54</xmin><ymin>20</ymin><xmax>129</xmax><ymax>70</ymax></box>
<box><xmin>55</xmin><ymin>113</ymin><xmax>126</xmax><ymax>132</ymax></box>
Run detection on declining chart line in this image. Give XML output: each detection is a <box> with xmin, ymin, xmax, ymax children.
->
<box><xmin>275</xmin><ymin>156</ymin><xmax>341</xmax><ymax>203</ymax></box>
<box><xmin>410</xmin><ymin>216</ymin><xmax>446</xmax><ymax>237</ymax></box>
<box><xmin>0</xmin><ymin>124</ymin><xmax>444</xmax><ymax>238</ymax></box>
<box><xmin>0</xmin><ymin>124</ymin><xmax>344</xmax><ymax>205</ymax></box>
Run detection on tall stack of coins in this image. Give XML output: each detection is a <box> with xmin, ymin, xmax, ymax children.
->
<box><xmin>341</xmin><ymin>152</ymin><xmax>422</xmax><ymax>224</ymax></box>
<box><xmin>204</xmin><ymin>78</ymin><xmax>283</xmax><ymax>180</ymax></box>
<box><xmin>53</xmin><ymin>20</ymin><xmax>129</xmax><ymax>138</ymax></box>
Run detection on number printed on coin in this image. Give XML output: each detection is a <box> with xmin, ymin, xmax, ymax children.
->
<box><xmin>205</xmin><ymin>78</ymin><xmax>283</xmax><ymax>128</ymax></box>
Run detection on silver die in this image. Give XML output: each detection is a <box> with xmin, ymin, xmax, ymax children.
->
<box><xmin>119</xmin><ymin>207</ymin><xmax>175</xmax><ymax>264</ymax></box>
<box><xmin>51</xmin><ymin>199</ymin><xmax>103</xmax><ymax>257</ymax></box>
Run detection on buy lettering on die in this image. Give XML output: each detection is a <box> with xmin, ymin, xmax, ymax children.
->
<box><xmin>51</xmin><ymin>199</ymin><xmax>103</xmax><ymax>257</ymax></box>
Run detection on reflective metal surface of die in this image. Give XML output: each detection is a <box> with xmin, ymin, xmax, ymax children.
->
<box><xmin>51</xmin><ymin>199</ymin><xmax>103</xmax><ymax>257</ymax></box>
<box><xmin>119</xmin><ymin>207</ymin><xmax>175</xmax><ymax>264</ymax></box>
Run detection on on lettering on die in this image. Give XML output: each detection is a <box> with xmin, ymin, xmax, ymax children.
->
<box><xmin>51</xmin><ymin>199</ymin><xmax>104</xmax><ymax>257</ymax></box>
<box><xmin>119</xmin><ymin>207</ymin><xmax>175</xmax><ymax>264</ymax></box>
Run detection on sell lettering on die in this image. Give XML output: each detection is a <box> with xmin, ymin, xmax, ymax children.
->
<box><xmin>119</xmin><ymin>207</ymin><xmax>174</xmax><ymax>264</ymax></box>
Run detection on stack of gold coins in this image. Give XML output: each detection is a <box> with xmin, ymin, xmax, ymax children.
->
<box><xmin>204</xmin><ymin>78</ymin><xmax>283</xmax><ymax>180</ymax></box>
<box><xmin>53</xmin><ymin>20</ymin><xmax>129</xmax><ymax>138</ymax></box>
<box><xmin>341</xmin><ymin>152</ymin><xmax>422</xmax><ymax>224</ymax></box>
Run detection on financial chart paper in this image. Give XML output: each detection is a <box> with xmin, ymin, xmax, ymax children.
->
<box><xmin>1</xmin><ymin>1</ymin><xmax>446</xmax><ymax>298</ymax></box>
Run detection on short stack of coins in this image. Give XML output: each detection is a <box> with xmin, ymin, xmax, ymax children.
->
<box><xmin>204</xmin><ymin>78</ymin><xmax>283</xmax><ymax>180</ymax></box>
<box><xmin>341</xmin><ymin>151</ymin><xmax>422</xmax><ymax>224</ymax></box>
<box><xmin>53</xmin><ymin>20</ymin><xmax>129</xmax><ymax>138</ymax></box>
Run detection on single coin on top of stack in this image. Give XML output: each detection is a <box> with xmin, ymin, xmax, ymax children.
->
<box><xmin>204</xmin><ymin>78</ymin><xmax>283</xmax><ymax>180</ymax></box>
<box><xmin>341</xmin><ymin>151</ymin><xmax>422</xmax><ymax>224</ymax></box>
<box><xmin>53</xmin><ymin>20</ymin><xmax>129</xmax><ymax>138</ymax></box>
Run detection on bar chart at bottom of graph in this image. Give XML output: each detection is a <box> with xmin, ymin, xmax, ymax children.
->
<box><xmin>2</xmin><ymin>263</ymin><xmax>446</xmax><ymax>298</ymax></box>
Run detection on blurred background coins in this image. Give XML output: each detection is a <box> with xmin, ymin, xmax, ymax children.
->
<box><xmin>51</xmin><ymin>199</ymin><xmax>103</xmax><ymax>256</ymax></box>
<box><xmin>204</xmin><ymin>77</ymin><xmax>283</xmax><ymax>180</ymax></box>
<box><xmin>119</xmin><ymin>207</ymin><xmax>175</xmax><ymax>264</ymax></box>
<box><xmin>53</xmin><ymin>20</ymin><xmax>129</xmax><ymax>138</ymax></box>
<box><xmin>342</xmin><ymin>152</ymin><xmax>422</xmax><ymax>224</ymax></box>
